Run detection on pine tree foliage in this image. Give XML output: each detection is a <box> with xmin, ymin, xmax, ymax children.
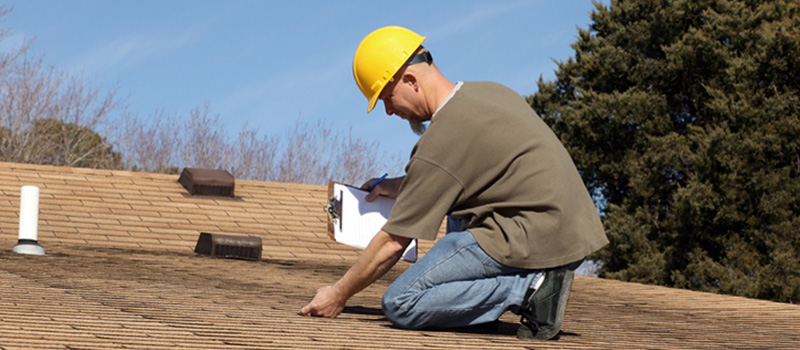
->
<box><xmin>530</xmin><ymin>0</ymin><xmax>800</xmax><ymax>302</ymax></box>
<box><xmin>0</xmin><ymin>119</ymin><xmax>122</xmax><ymax>169</ymax></box>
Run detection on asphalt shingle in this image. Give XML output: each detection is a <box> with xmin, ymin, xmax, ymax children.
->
<box><xmin>1</xmin><ymin>161</ymin><xmax>799</xmax><ymax>349</ymax></box>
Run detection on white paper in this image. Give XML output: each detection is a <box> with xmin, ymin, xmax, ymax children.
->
<box><xmin>19</xmin><ymin>186</ymin><xmax>40</xmax><ymax>241</ymax></box>
<box><xmin>332</xmin><ymin>183</ymin><xmax>417</xmax><ymax>262</ymax></box>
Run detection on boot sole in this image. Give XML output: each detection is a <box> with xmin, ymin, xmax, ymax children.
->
<box><xmin>517</xmin><ymin>270</ymin><xmax>575</xmax><ymax>340</ymax></box>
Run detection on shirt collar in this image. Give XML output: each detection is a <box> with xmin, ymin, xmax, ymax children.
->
<box><xmin>432</xmin><ymin>81</ymin><xmax>464</xmax><ymax>119</ymax></box>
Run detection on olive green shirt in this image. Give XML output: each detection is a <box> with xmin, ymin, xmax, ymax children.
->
<box><xmin>382</xmin><ymin>81</ymin><xmax>608</xmax><ymax>269</ymax></box>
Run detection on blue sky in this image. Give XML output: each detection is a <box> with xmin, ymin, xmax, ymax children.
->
<box><xmin>2</xmin><ymin>0</ymin><xmax>601</xmax><ymax>173</ymax></box>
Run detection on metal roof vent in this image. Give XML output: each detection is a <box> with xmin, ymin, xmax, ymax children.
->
<box><xmin>178</xmin><ymin>168</ymin><xmax>235</xmax><ymax>197</ymax></box>
<box><xmin>194</xmin><ymin>232</ymin><xmax>262</xmax><ymax>260</ymax></box>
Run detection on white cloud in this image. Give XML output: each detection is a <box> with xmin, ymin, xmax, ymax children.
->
<box><xmin>215</xmin><ymin>52</ymin><xmax>353</xmax><ymax>129</ymax></box>
<box><xmin>67</xmin><ymin>27</ymin><xmax>198</xmax><ymax>76</ymax></box>
<box><xmin>427</xmin><ymin>0</ymin><xmax>532</xmax><ymax>40</ymax></box>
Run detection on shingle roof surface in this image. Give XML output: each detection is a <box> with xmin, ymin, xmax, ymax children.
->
<box><xmin>1</xmin><ymin>161</ymin><xmax>799</xmax><ymax>349</ymax></box>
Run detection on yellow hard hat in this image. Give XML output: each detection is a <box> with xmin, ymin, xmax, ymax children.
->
<box><xmin>353</xmin><ymin>26</ymin><xmax>426</xmax><ymax>113</ymax></box>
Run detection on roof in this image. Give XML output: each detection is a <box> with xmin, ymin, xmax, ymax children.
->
<box><xmin>1</xmin><ymin>161</ymin><xmax>798</xmax><ymax>349</ymax></box>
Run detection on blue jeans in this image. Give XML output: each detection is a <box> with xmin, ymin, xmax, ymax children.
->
<box><xmin>382</xmin><ymin>222</ymin><xmax>543</xmax><ymax>329</ymax></box>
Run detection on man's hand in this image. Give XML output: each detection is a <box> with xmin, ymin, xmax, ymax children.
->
<box><xmin>361</xmin><ymin>176</ymin><xmax>404</xmax><ymax>202</ymax></box>
<box><xmin>299</xmin><ymin>285</ymin><xmax>346</xmax><ymax>318</ymax></box>
<box><xmin>298</xmin><ymin>231</ymin><xmax>412</xmax><ymax>320</ymax></box>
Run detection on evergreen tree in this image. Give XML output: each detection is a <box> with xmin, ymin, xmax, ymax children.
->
<box><xmin>0</xmin><ymin>119</ymin><xmax>122</xmax><ymax>169</ymax></box>
<box><xmin>530</xmin><ymin>0</ymin><xmax>800</xmax><ymax>302</ymax></box>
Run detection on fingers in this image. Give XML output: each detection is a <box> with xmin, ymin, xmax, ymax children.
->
<box><xmin>299</xmin><ymin>286</ymin><xmax>344</xmax><ymax>318</ymax></box>
<box><xmin>298</xmin><ymin>302</ymin><xmax>341</xmax><ymax>318</ymax></box>
<box><xmin>361</xmin><ymin>177</ymin><xmax>382</xmax><ymax>202</ymax></box>
<box><xmin>299</xmin><ymin>302</ymin><xmax>321</xmax><ymax>317</ymax></box>
<box><xmin>360</xmin><ymin>179</ymin><xmax>376</xmax><ymax>190</ymax></box>
<box><xmin>365</xmin><ymin>188</ymin><xmax>380</xmax><ymax>202</ymax></box>
<box><xmin>362</xmin><ymin>175</ymin><xmax>404</xmax><ymax>201</ymax></box>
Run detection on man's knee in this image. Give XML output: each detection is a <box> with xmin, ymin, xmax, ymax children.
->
<box><xmin>381</xmin><ymin>291</ymin><xmax>418</xmax><ymax>329</ymax></box>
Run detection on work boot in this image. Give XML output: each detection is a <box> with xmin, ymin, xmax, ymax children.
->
<box><xmin>517</xmin><ymin>268</ymin><xmax>575</xmax><ymax>340</ymax></box>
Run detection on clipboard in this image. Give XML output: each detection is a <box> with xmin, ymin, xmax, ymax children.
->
<box><xmin>324</xmin><ymin>181</ymin><xmax>417</xmax><ymax>262</ymax></box>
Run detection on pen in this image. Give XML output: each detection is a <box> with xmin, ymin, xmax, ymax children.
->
<box><xmin>367</xmin><ymin>173</ymin><xmax>388</xmax><ymax>192</ymax></box>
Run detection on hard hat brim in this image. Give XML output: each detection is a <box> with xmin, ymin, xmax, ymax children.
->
<box><xmin>367</xmin><ymin>92</ymin><xmax>380</xmax><ymax>113</ymax></box>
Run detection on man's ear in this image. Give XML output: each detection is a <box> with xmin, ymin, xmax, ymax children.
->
<box><xmin>401</xmin><ymin>72</ymin><xmax>419</xmax><ymax>91</ymax></box>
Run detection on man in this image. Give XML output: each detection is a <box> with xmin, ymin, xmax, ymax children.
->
<box><xmin>299</xmin><ymin>26</ymin><xmax>608</xmax><ymax>340</ymax></box>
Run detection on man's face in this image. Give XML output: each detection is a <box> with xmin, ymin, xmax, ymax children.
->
<box><xmin>379</xmin><ymin>73</ymin><xmax>427</xmax><ymax>135</ymax></box>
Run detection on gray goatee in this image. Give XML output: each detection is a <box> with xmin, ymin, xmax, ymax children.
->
<box><xmin>409</xmin><ymin>119</ymin><xmax>427</xmax><ymax>136</ymax></box>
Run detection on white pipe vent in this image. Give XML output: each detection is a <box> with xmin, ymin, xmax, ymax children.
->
<box><xmin>13</xmin><ymin>186</ymin><xmax>46</xmax><ymax>256</ymax></box>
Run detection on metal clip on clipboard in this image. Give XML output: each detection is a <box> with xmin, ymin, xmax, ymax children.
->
<box><xmin>324</xmin><ymin>189</ymin><xmax>343</xmax><ymax>236</ymax></box>
<box><xmin>322</xmin><ymin>181</ymin><xmax>416</xmax><ymax>262</ymax></box>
